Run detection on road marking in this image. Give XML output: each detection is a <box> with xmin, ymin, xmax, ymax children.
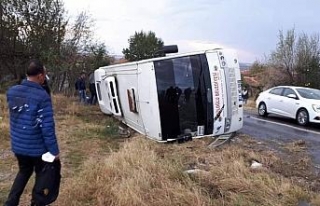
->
<box><xmin>247</xmin><ymin>116</ymin><xmax>320</xmax><ymax>136</ymax></box>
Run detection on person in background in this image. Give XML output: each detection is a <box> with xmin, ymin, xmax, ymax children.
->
<box><xmin>88</xmin><ymin>71</ymin><xmax>97</xmax><ymax>105</ymax></box>
<box><xmin>41</xmin><ymin>67</ymin><xmax>51</xmax><ymax>95</ymax></box>
<box><xmin>5</xmin><ymin>59</ymin><xmax>60</xmax><ymax>206</ymax></box>
<box><xmin>42</xmin><ymin>78</ymin><xmax>51</xmax><ymax>96</ymax></box>
<box><xmin>75</xmin><ymin>72</ymin><xmax>86</xmax><ymax>103</ymax></box>
<box><xmin>242</xmin><ymin>87</ymin><xmax>249</xmax><ymax>104</ymax></box>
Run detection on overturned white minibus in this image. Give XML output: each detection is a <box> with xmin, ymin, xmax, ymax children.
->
<box><xmin>95</xmin><ymin>48</ymin><xmax>243</xmax><ymax>142</ymax></box>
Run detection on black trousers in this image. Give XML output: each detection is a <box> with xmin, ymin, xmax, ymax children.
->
<box><xmin>5</xmin><ymin>154</ymin><xmax>45</xmax><ymax>206</ymax></box>
<box><xmin>89</xmin><ymin>83</ymin><xmax>97</xmax><ymax>104</ymax></box>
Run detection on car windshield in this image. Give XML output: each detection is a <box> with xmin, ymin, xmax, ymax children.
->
<box><xmin>296</xmin><ymin>88</ymin><xmax>320</xmax><ymax>100</ymax></box>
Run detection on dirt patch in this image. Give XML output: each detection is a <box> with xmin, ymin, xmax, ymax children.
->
<box><xmin>282</xmin><ymin>140</ymin><xmax>307</xmax><ymax>152</ymax></box>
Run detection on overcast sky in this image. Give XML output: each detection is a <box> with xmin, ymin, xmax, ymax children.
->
<box><xmin>63</xmin><ymin>0</ymin><xmax>320</xmax><ymax>62</ymax></box>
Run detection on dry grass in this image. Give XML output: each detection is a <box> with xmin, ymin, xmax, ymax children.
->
<box><xmin>58</xmin><ymin>138</ymin><xmax>209</xmax><ymax>206</ymax></box>
<box><xmin>282</xmin><ymin>140</ymin><xmax>307</xmax><ymax>153</ymax></box>
<box><xmin>1</xmin><ymin>94</ymin><xmax>320</xmax><ymax>206</ymax></box>
<box><xmin>0</xmin><ymin>93</ymin><xmax>14</xmax><ymax>202</ymax></box>
<box><xmin>0</xmin><ymin>94</ymin><xmax>123</xmax><ymax>205</ymax></box>
<box><xmin>58</xmin><ymin>136</ymin><xmax>320</xmax><ymax>206</ymax></box>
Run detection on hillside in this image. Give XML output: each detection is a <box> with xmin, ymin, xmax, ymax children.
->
<box><xmin>239</xmin><ymin>62</ymin><xmax>253</xmax><ymax>71</ymax></box>
<box><xmin>0</xmin><ymin>94</ymin><xmax>320</xmax><ymax>206</ymax></box>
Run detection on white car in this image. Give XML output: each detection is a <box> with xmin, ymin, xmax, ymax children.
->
<box><xmin>256</xmin><ymin>86</ymin><xmax>320</xmax><ymax>125</ymax></box>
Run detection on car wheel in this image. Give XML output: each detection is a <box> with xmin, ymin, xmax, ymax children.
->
<box><xmin>296</xmin><ymin>109</ymin><xmax>309</xmax><ymax>126</ymax></box>
<box><xmin>258</xmin><ymin>102</ymin><xmax>268</xmax><ymax>117</ymax></box>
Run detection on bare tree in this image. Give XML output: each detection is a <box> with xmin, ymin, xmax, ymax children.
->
<box><xmin>0</xmin><ymin>2</ymin><xmax>110</xmax><ymax>94</ymax></box>
<box><xmin>0</xmin><ymin>0</ymin><xmax>67</xmax><ymax>82</ymax></box>
<box><xmin>50</xmin><ymin>11</ymin><xmax>110</xmax><ymax>95</ymax></box>
<box><xmin>295</xmin><ymin>34</ymin><xmax>320</xmax><ymax>88</ymax></box>
<box><xmin>269</xmin><ymin>28</ymin><xmax>320</xmax><ymax>89</ymax></box>
<box><xmin>270</xmin><ymin>29</ymin><xmax>296</xmax><ymax>84</ymax></box>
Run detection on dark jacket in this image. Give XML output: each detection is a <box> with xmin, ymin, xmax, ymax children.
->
<box><xmin>6</xmin><ymin>80</ymin><xmax>59</xmax><ymax>156</ymax></box>
<box><xmin>42</xmin><ymin>79</ymin><xmax>51</xmax><ymax>95</ymax></box>
<box><xmin>75</xmin><ymin>78</ymin><xmax>86</xmax><ymax>90</ymax></box>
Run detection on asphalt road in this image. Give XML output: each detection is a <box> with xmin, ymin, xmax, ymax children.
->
<box><xmin>240</xmin><ymin>110</ymin><xmax>320</xmax><ymax>164</ymax></box>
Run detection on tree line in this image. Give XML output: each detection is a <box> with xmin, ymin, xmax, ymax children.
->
<box><xmin>0</xmin><ymin>0</ymin><xmax>111</xmax><ymax>94</ymax></box>
<box><xmin>3</xmin><ymin>1</ymin><xmax>316</xmax><ymax>97</ymax></box>
<box><xmin>0</xmin><ymin>0</ymin><xmax>165</xmax><ymax>94</ymax></box>
<box><xmin>246</xmin><ymin>28</ymin><xmax>320</xmax><ymax>96</ymax></box>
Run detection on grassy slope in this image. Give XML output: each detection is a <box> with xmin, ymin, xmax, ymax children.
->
<box><xmin>0</xmin><ymin>94</ymin><xmax>319</xmax><ymax>206</ymax></box>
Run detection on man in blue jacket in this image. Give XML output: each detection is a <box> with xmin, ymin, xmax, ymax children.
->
<box><xmin>5</xmin><ymin>59</ymin><xmax>60</xmax><ymax>206</ymax></box>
